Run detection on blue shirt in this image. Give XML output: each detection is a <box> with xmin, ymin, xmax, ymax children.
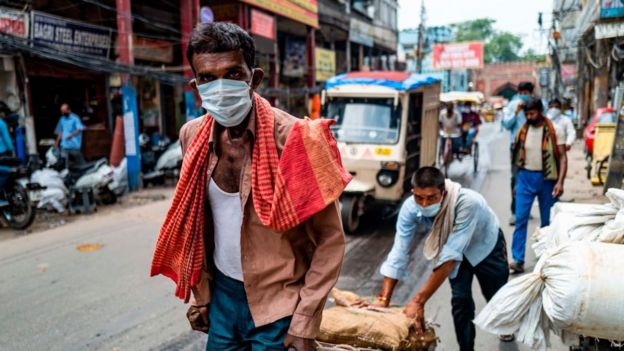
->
<box><xmin>502</xmin><ymin>97</ymin><xmax>526</xmax><ymax>145</ymax></box>
<box><xmin>0</xmin><ymin>118</ymin><xmax>13</xmax><ymax>154</ymax></box>
<box><xmin>55</xmin><ymin>113</ymin><xmax>84</xmax><ymax>150</ymax></box>
<box><xmin>380</xmin><ymin>188</ymin><xmax>500</xmax><ymax>279</ymax></box>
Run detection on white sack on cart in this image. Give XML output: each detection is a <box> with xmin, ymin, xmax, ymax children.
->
<box><xmin>474</xmin><ymin>241</ymin><xmax>624</xmax><ymax>351</ymax></box>
<box><xmin>532</xmin><ymin>188</ymin><xmax>624</xmax><ymax>258</ymax></box>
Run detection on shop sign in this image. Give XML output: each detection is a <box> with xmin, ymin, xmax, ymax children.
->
<box><xmin>601</xmin><ymin>0</ymin><xmax>624</xmax><ymax>19</ymax></box>
<box><xmin>0</xmin><ymin>7</ymin><xmax>28</xmax><ymax>38</ymax></box>
<box><xmin>31</xmin><ymin>11</ymin><xmax>112</xmax><ymax>58</ymax></box>
<box><xmin>595</xmin><ymin>22</ymin><xmax>624</xmax><ymax>39</ymax></box>
<box><xmin>240</xmin><ymin>0</ymin><xmax>318</xmax><ymax>28</ymax></box>
<box><xmin>432</xmin><ymin>41</ymin><xmax>484</xmax><ymax>70</ymax></box>
<box><xmin>133</xmin><ymin>36</ymin><xmax>173</xmax><ymax>63</ymax></box>
<box><xmin>251</xmin><ymin>9</ymin><xmax>275</xmax><ymax>40</ymax></box>
<box><xmin>350</xmin><ymin>18</ymin><xmax>374</xmax><ymax>47</ymax></box>
<box><xmin>315</xmin><ymin>48</ymin><xmax>335</xmax><ymax>82</ymax></box>
<box><xmin>210</xmin><ymin>3</ymin><xmax>239</xmax><ymax>23</ymax></box>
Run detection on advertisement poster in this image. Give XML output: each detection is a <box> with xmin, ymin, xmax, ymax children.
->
<box><xmin>283</xmin><ymin>37</ymin><xmax>306</xmax><ymax>78</ymax></box>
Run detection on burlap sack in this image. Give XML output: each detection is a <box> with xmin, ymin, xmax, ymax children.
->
<box><xmin>318</xmin><ymin>289</ymin><xmax>437</xmax><ymax>351</ymax></box>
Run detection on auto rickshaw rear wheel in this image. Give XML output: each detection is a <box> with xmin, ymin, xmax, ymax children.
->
<box><xmin>340</xmin><ymin>195</ymin><xmax>361</xmax><ymax>234</ymax></box>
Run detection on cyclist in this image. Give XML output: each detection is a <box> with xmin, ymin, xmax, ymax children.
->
<box><xmin>439</xmin><ymin>102</ymin><xmax>462</xmax><ymax>156</ymax></box>
<box><xmin>461</xmin><ymin>101</ymin><xmax>481</xmax><ymax>152</ymax></box>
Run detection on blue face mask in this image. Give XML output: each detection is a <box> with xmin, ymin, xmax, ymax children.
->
<box><xmin>416</xmin><ymin>202</ymin><xmax>442</xmax><ymax>217</ymax></box>
<box><xmin>518</xmin><ymin>95</ymin><xmax>530</xmax><ymax>102</ymax></box>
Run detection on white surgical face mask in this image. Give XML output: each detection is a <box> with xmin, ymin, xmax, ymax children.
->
<box><xmin>197</xmin><ymin>77</ymin><xmax>253</xmax><ymax>127</ymax></box>
<box><xmin>547</xmin><ymin>107</ymin><xmax>562</xmax><ymax>120</ymax></box>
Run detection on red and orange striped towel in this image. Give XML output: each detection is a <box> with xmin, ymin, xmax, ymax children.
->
<box><xmin>151</xmin><ymin>93</ymin><xmax>351</xmax><ymax>301</ymax></box>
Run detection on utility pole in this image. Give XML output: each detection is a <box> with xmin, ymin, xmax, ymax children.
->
<box><xmin>415</xmin><ymin>0</ymin><xmax>425</xmax><ymax>73</ymax></box>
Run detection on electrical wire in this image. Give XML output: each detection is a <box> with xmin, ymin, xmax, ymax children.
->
<box><xmin>0</xmin><ymin>33</ymin><xmax>187</xmax><ymax>84</ymax></box>
<box><xmin>80</xmin><ymin>0</ymin><xmax>182</xmax><ymax>35</ymax></box>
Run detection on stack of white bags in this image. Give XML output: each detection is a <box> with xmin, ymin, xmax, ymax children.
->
<box><xmin>474</xmin><ymin>189</ymin><xmax>624</xmax><ymax>350</ymax></box>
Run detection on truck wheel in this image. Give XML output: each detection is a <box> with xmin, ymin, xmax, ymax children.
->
<box><xmin>340</xmin><ymin>195</ymin><xmax>361</xmax><ymax>234</ymax></box>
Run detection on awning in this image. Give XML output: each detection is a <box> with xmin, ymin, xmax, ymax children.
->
<box><xmin>326</xmin><ymin>71</ymin><xmax>441</xmax><ymax>91</ymax></box>
<box><xmin>440</xmin><ymin>91</ymin><xmax>485</xmax><ymax>104</ymax></box>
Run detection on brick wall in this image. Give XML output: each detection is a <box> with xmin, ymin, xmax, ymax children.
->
<box><xmin>474</xmin><ymin>61</ymin><xmax>541</xmax><ymax>98</ymax></box>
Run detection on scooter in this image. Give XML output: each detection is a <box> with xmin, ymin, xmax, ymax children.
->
<box><xmin>142</xmin><ymin>140</ymin><xmax>182</xmax><ymax>187</ymax></box>
<box><xmin>45</xmin><ymin>148</ymin><xmax>117</xmax><ymax>205</ymax></box>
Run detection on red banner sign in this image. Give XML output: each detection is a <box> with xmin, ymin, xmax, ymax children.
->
<box><xmin>432</xmin><ymin>42</ymin><xmax>484</xmax><ymax>70</ymax></box>
<box><xmin>0</xmin><ymin>7</ymin><xmax>28</xmax><ymax>38</ymax></box>
<box><xmin>251</xmin><ymin>9</ymin><xmax>275</xmax><ymax>40</ymax></box>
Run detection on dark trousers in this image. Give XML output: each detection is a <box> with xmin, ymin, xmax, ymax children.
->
<box><xmin>449</xmin><ymin>230</ymin><xmax>509</xmax><ymax>351</ymax></box>
<box><xmin>206</xmin><ymin>270</ymin><xmax>292</xmax><ymax>351</ymax></box>
<box><xmin>61</xmin><ymin>148</ymin><xmax>85</xmax><ymax>169</ymax></box>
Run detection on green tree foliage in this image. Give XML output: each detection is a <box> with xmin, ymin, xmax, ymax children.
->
<box><xmin>452</xmin><ymin>18</ymin><xmax>496</xmax><ymax>42</ymax></box>
<box><xmin>451</xmin><ymin>18</ymin><xmax>536</xmax><ymax>63</ymax></box>
<box><xmin>485</xmin><ymin>32</ymin><xmax>522</xmax><ymax>63</ymax></box>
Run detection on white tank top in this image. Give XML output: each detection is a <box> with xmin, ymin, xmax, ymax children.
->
<box><xmin>208</xmin><ymin>179</ymin><xmax>243</xmax><ymax>281</ymax></box>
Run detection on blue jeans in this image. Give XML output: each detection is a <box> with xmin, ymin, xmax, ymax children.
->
<box><xmin>464</xmin><ymin>128</ymin><xmax>477</xmax><ymax>149</ymax></box>
<box><xmin>206</xmin><ymin>270</ymin><xmax>292</xmax><ymax>351</ymax></box>
<box><xmin>512</xmin><ymin>169</ymin><xmax>557</xmax><ymax>264</ymax></box>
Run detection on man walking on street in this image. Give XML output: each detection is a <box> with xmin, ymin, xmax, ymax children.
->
<box><xmin>55</xmin><ymin>103</ymin><xmax>85</xmax><ymax>168</ymax></box>
<box><xmin>509</xmin><ymin>98</ymin><xmax>567</xmax><ymax>274</ymax></box>
<box><xmin>358</xmin><ymin>167</ymin><xmax>511</xmax><ymax>351</ymax></box>
<box><xmin>151</xmin><ymin>23</ymin><xmax>349</xmax><ymax>351</ymax></box>
<box><xmin>546</xmin><ymin>98</ymin><xmax>575</xmax><ymax>151</ymax></box>
<box><xmin>502</xmin><ymin>82</ymin><xmax>534</xmax><ymax>226</ymax></box>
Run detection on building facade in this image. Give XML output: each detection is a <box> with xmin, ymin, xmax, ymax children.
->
<box><xmin>0</xmin><ymin>0</ymin><xmax>398</xmax><ymax>180</ymax></box>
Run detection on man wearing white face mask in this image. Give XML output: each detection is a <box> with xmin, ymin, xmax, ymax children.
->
<box><xmin>546</xmin><ymin>98</ymin><xmax>575</xmax><ymax>151</ymax></box>
<box><xmin>151</xmin><ymin>22</ymin><xmax>348</xmax><ymax>351</ymax></box>
<box><xmin>357</xmin><ymin>167</ymin><xmax>510</xmax><ymax>351</ymax></box>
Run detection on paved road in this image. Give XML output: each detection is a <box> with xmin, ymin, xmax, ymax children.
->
<box><xmin>0</xmin><ymin>121</ymin><xmax>565</xmax><ymax>351</ymax></box>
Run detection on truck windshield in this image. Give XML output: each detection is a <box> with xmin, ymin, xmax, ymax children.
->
<box><xmin>326</xmin><ymin>97</ymin><xmax>400</xmax><ymax>144</ymax></box>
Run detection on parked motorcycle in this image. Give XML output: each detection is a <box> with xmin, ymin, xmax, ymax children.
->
<box><xmin>45</xmin><ymin>148</ymin><xmax>117</xmax><ymax>205</ymax></box>
<box><xmin>142</xmin><ymin>140</ymin><xmax>182</xmax><ymax>187</ymax></box>
<box><xmin>0</xmin><ymin>157</ymin><xmax>44</xmax><ymax>230</ymax></box>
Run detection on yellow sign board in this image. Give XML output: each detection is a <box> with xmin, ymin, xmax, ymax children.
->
<box><xmin>374</xmin><ymin>148</ymin><xmax>393</xmax><ymax>156</ymax></box>
<box><xmin>315</xmin><ymin>48</ymin><xmax>336</xmax><ymax>82</ymax></box>
<box><xmin>241</xmin><ymin>0</ymin><xmax>318</xmax><ymax>28</ymax></box>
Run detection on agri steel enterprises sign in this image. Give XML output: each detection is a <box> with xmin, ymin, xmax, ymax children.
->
<box><xmin>432</xmin><ymin>41</ymin><xmax>484</xmax><ymax>70</ymax></box>
<box><xmin>31</xmin><ymin>11</ymin><xmax>112</xmax><ymax>58</ymax></box>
